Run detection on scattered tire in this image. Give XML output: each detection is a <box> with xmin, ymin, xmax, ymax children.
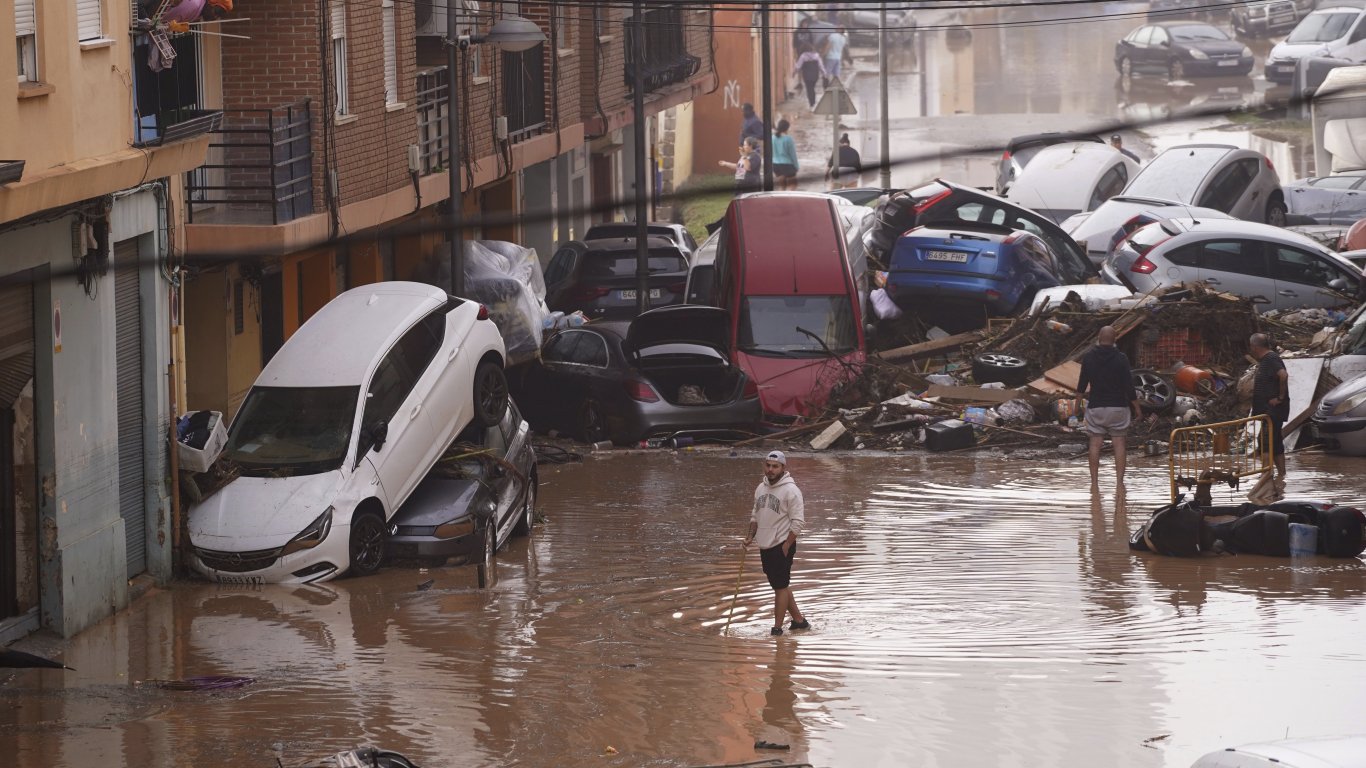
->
<box><xmin>472</xmin><ymin>361</ymin><xmax>509</xmax><ymax>428</ymax></box>
<box><xmin>1133</xmin><ymin>369</ymin><xmax>1175</xmax><ymax>413</ymax></box>
<box><xmin>1265</xmin><ymin>195</ymin><xmax>1288</xmax><ymax>227</ymax></box>
<box><xmin>579</xmin><ymin>400</ymin><xmax>607</xmax><ymax>444</ymax></box>
<box><xmin>972</xmin><ymin>353</ymin><xmax>1030</xmax><ymax>387</ymax></box>
<box><xmin>348</xmin><ymin>511</ymin><xmax>386</xmax><ymax>577</ymax></box>
<box><xmin>513</xmin><ymin>469</ymin><xmax>537</xmax><ymax>538</ymax></box>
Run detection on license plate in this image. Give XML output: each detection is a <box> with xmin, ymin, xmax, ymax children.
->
<box><xmin>1277</xmin><ymin>64</ymin><xmax>1294</xmax><ymax>73</ymax></box>
<box><xmin>926</xmin><ymin>250</ymin><xmax>969</xmax><ymax>263</ymax></box>
<box><xmin>619</xmin><ymin>289</ymin><xmax>662</xmax><ymax>300</ymax></box>
<box><xmin>1217</xmin><ymin>59</ymin><xmax>1238</xmax><ymax>67</ymax></box>
<box><xmin>216</xmin><ymin>574</ymin><xmax>264</xmax><ymax>585</ymax></box>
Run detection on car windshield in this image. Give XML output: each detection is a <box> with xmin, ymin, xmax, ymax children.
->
<box><xmin>738</xmin><ymin>295</ymin><xmax>857</xmax><ymax>357</ymax></box>
<box><xmin>1288</xmin><ymin>12</ymin><xmax>1357</xmax><ymax>42</ymax></box>
<box><xmin>1170</xmin><ymin>24</ymin><xmax>1228</xmax><ymax>41</ymax></box>
<box><xmin>1123</xmin><ymin>147</ymin><xmax>1229</xmax><ymax>202</ymax></box>
<box><xmin>583</xmin><ymin>251</ymin><xmax>687</xmax><ymax>279</ymax></box>
<box><xmin>224</xmin><ymin>386</ymin><xmax>359</xmax><ymax>476</ymax></box>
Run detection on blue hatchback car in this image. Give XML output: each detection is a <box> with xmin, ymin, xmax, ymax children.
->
<box><xmin>886</xmin><ymin>222</ymin><xmax>1071</xmax><ymax>317</ymax></box>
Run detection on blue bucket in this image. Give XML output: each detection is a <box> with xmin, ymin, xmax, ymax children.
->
<box><xmin>1289</xmin><ymin>523</ymin><xmax>1317</xmax><ymax>557</ymax></box>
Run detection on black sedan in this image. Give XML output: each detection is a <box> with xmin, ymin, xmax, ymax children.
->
<box><xmin>544</xmin><ymin>236</ymin><xmax>690</xmax><ymax>320</ymax></box>
<box><xmin>510</xmin><ymin>305</ymin><xmax>763</xmax><ymax>445</ymax></box>
<box><xmin>1115</xmin><ymin>22</ymin><xmax>1254</xmax><ymax>79</ymax></box>
<box><xmin>386</xmin><ymin>399</ymin><xmax>537</xmax><ymax>572</ymax></box>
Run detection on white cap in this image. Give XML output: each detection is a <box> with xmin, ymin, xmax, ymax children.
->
<box><xmin>766</xmin><ymin>450</ymin><xmax>787</xmax><ymax>465</ymax></box>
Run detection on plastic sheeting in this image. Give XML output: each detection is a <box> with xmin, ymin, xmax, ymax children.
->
<box><xmin>463</xmin><ymin>240</ymin><xmax>549</xmax><ymax>365</ymax></box>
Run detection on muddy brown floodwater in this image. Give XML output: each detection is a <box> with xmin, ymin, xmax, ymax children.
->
<box><xmin>3</xmin><ymin>451</ymin><xmax>1366</xmax><ymax>767</ymax></box>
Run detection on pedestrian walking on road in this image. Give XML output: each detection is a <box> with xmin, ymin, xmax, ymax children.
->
<box><xmin>1110</xmin><ymin>134</ymin><xmax>1141</xmax><ymax>164</ymax></box>
<box><xmin>795</xmin><ymin>45</ymin><xmax>827</xmax><ymax>110</ymax></box>
<box><xmin>826</xmin><ymin>134</ymin><xmax>862</xmax><ymax>189</ymax></box>
<box><xmin>743</xmin><ymin>451</ymin><xmax>809</xmax><ymax>636</ymax></box>
<box><xmin>719</xmin><ymin>136</ymin><xmax>763</xmax><ymax>195</ymax></box>
<box><xmin>1249</xmin><ymin>333</ymin><xmax>1290</xmax><ymax>490</ymax></box>
<box><xmin>1077</xmin><ymin>326</ymin><xmax>1143</xmax><ymax>490</ymax></box>
<box><xmin>822</xmin><ymin>26</ymin><xmax>849</xmax><ymax>84</ymax></box>
<box><xmin>739</xmin><ymin>102</ymin><xmax>765</xmax><ymax>148</ymax></box>
<box><xmin>771</xmin><ymin>119</ymin><xmax>799</xmax><ymax>191</ymax></box>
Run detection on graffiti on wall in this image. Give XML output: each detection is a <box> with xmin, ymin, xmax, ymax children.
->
<box><xmin>723</xmin><ymin>79</ymin><xmax>742</xmax><ymax>109</ymax></box>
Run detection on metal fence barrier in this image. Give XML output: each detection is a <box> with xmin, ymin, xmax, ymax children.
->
<box><xmin>1168</xmin><ymin>415</ymin><xmax>1272</xmax><ymax>502</ymax></box>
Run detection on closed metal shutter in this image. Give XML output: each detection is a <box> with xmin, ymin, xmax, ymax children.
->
<box><xmin>76</xmin><ymin>0</ymin><xmax>102</xmax><ymax>41</ymax></box>
<box><xmin>0</xmin><ymin>284</ymin><xmax>34</xmax><ymax>409</ymax></box>
<box><xmin>115</xmin><ymin>241</ymin><xmax>146</xmax><ymax>577</ymax></box>
<box><xmin>15</xmin><ymin>0</ymin><xmax>36</xmax><ymax>37</ymax></box>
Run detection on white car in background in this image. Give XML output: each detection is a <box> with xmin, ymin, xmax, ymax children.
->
<box><xmin>189</xmin><ymin>282</ymin><xmax>509</xmax><ymax>584</ymax></box>
<box><xmin>1063</xmin><ymin>195</ymin><xmax>1235</xmax><ymax>266</ymax></box>
<box><xmin>1121</xmin><ymin>144</ymin><xmax>1287</xmax><ymax>226</ymax></box>
<box><xmin>1265</xmin><ymin>6</ymin><xmax>1366</xmax><ymax>84</ymax></box>
<box><xmin>1005</xmin><ymin>142</ymin><xmax>1139</xmax><ymax>224</ymax></box>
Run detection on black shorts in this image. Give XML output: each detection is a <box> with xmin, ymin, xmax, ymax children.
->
<box><xmin>1258</xmin><ymin>416</ymin><xmax>1286</xmax><ymax>457</ymax></box>
<box><xmin>760</xmin><ymin>542</ymin><xmax>797</xmax><ymax>590</ymax></box>
<box><xmin>773</xmin><ymin>163</ymin><xmax>797</xmax><ymax>178</ymax></box>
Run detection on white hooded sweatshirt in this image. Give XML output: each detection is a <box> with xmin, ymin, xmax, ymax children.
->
<box><xmin>751</xmin><ymin>472</ymin><xmax>805</xmax><ymax>550</ymax></box>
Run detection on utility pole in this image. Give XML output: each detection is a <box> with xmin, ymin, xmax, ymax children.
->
<box><xmin>632</xmin><ymin>1</ymin><xmax>650</xmax><ymax>315</ymax></box>
<box><xmin>878</xmin><ymin>2</ymin><xmax>891</xmax><ymax>189</ymax></box>
<box><xmin>919</xmin><ymin>26</ymin><xmax>929</xmax><ymax>118</ymax></box>
<box><xmin>760</xmin><ymin>3</ymin><xmax>774</xmax><ymax>192</ymax></box>
<box><xmin>446</xmin><ymin>0</ymin><xmax>464</xmax><ymax>297</ymax></box>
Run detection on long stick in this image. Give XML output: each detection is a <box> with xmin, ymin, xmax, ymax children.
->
<box><xmin>723</xmin><ymin>547</ymin><xmax>746</xmax><ymax>635</ymax></box>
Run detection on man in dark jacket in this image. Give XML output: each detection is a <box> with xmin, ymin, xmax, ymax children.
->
<box><xmin>1077</xmin><ymin>326</ymin><xmax>1144</xmax><ymax>489</ymax></box>
<box><xmin>1249</xmin><ymin>333</ymin><xmax>1289</xmax><ymax>490</ymax></box>
<box><xmin>738</xmin><ymin>103</ymin><xmax>765</xmax><ymax>148</ymax></box>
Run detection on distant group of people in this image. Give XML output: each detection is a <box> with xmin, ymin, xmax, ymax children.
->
<box><xmin>793</xmin><ymin>20</ymin><xmax>850</xmax><ymax>110</ymax></box>
<box><xmin>720</xmin><ymin>104</ymin><xmax>863</xmax><ymax>194</ymax></box>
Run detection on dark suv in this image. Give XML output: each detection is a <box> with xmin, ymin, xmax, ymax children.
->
<box><xmin>545</xmin><ymin>237</ymin><xmax>690</xmax><ymax>320</ymax></box>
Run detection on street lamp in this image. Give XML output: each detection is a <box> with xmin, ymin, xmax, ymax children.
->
<box><xmin>446</xmin><ymin>8</ymin><xmax>546</xmax><ymax>297</ymax></box>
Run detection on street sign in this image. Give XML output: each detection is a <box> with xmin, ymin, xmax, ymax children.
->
<box><xmin>813</xmin><ymin>78</ymin><xmax>858</xmax><ymax>116</ymax></box>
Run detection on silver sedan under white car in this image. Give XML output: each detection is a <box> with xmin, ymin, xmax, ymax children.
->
<box><xmin>189</xmin><ymin>282</ymin><xmax>510</xmax><ymax>584</ymax></box>
<box><xmin>1102</xmin><ymin>218</ymin><xmax>1361</xmax><ymax>311</ymax></box>
<box><xmin>1063</xmin><ymin>195</ymin><xmax>1234</xmax><ymax>266</ymax></box>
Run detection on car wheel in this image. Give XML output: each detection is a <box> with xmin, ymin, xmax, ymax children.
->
<box><xmin>513</xmin><ymin>469</ymin><xmax>537</xmax><ymax>537</ymax></box>
<box><xmin>472</xmin><ymin>361</ymin><xmax>509</xmax><ymax>428</ymax></box>
<box><xmin>1265</xmin><ymin>195</ymin><xmax>1288</xmax><ymax>227</ymax></box>
<box><xmin>1119</xmin><ymin>56</ymin><xmax>1132</xmax><ymax>78</ymax></box>
<box><xmin>1169</xmin><ymin>59</ymin><xmax>1185</xmax><ymax>80</ymax></box>
<box><xmin>579</xmin><ymin>400</ymin><xmax>607</xmax><ymax>444</ymax></box>
<box><xmin>347</xmin><ymin>512</ymin><xmax>386</xmax><ymax>578</ymax></box>
<box><xmin>477</xmin><ymin>521</ymin><xmax>496</xmax><ymax>588</ymax></box>
<box><xmin>1133</xmin><ymin>369</ymin><xmax>1176</xmax><ymax>414</ymax></box>
<box><xmin>972</xmin><ymin>353</ymin><xmax>1029</xmax><ymax>387</ymax></box>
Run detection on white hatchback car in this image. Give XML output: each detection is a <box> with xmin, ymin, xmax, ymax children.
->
<box><xmin>1121</xmin><ymin>144</ymin><xmax>1287</xmax><ymax>226</ymax></box>
<box><xmin>1005</xmin><ymin>141</ymin><xmax>1139</xmax><ymax>224</ymax></box>
<box><xmin>189</xmin><ymin>282</ymin><xmax>509</xmax><ymax>584</ymax></box>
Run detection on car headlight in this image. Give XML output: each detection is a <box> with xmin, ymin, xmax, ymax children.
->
<box><xmin>1241</xmin><ymin>46</ymin><xmax>1253</xmax><ymax>58</ymax></box>
<box><xmin>433</xmin><ymin>517</ymin><xmax>475</xmax><ymax>539</ymax></box>
<box><xmin>281</xmin><ymin>507</ymin><xmax>333</xmax><ymax>556</ymax></box>
<box><xmin>1331</xmin><ymin>390</ymin><xmax>1366</xmax><ymax>416</ymax></box>
<box><xmin>1189</xmin><ymin>49</ymin><xmax>1209</xmax><ymax>60</ymax></box>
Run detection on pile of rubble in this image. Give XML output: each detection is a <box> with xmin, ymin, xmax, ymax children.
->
<box><xmin>761</xmin><ymin>284</ymin><xmax>1344</xmax><ymax>455</ymax></box>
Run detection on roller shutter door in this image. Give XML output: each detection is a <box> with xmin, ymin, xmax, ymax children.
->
<box><xmin>0</xmin><ymin>283</ymin><xmax>34</xmax><ymax>409</ymax></box>
<box><xmin>115</xmin><ymin>241</ymin><xmax>146</xmax><ymax>577</ymax></box>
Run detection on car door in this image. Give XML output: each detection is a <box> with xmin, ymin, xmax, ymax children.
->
<box><xmin>1269</xmin><ymin>243</ymin><xmax>1357</xmax><ymax>309</ymax></box>
<box><xmin>1289</xmin><ymin>176</ymin><xmax>1362</xmax><ymax>223</ymax></box>
<box><xmin>1149</xmin><ymin>26</ymin><xmax>1171</xmax><ymax>72</ymax></box>
<box><xmin>407</xmin><ymin>310</ymin><xmax>470</xmax><ymax>459</ymax></box>
<box><xmin>358</xmin><ymin>326</ymin><xmax>440</xmax><ymax>514</ymax></box>
<box><xmin>1194</xmin><ymin>239</ymin><xmax>1274</xmax><ymax>302</ymax></box>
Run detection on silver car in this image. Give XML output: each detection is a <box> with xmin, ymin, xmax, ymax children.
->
<box><xmin>1063</xmin><ymin>194</ymin><xmax>1234</xmax><ymax>266</ymax></box>
<box><xmin>1311</xmin><ymin>371</ymin><xmax>1366</xmax><ymax>456</ymax></box>
<box><xmin>1102</xmin><ymin>217</ymin><xmax>1360</xmax><ymax>311</ymax></box>
<box><xmin>1121</xmin><ymin>144</ymin><xmax>1287</xmax><ymax>226</ymax></box>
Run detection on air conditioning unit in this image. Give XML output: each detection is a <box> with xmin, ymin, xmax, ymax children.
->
<box><xmin>416</xmin><ymin>0</ymin><xmax>481</xmax><ymax>37</ymax></box>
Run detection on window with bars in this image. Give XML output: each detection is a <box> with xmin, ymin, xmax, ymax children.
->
<box><xmin>331</xmin><ymin>1</ymin><xmax>350</xmax><ymax>115</ymax></box>
<box><xmin>15</xmin><ymin>0</ymin><xmax>37</xmax><ymax>82</ymax></box>
<box><xmin>76</xmin><ymin>0</ymin><xmax>103</xmax><ymax>42</ymax></box>
<box><xmin>624</xmin><ymin>7</ymin><xmax>698</xmax><ymax>94</ymax></box>
<box><xmin>382</xmin><ymin>0</ymin><xmax>398</xmax><ymax>104</ymax></box>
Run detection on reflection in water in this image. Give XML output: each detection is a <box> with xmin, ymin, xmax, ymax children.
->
<box><xmin>2</xmin><ymin>452</ymin><xmax>1365</xmax><ymax>767</ymax></box>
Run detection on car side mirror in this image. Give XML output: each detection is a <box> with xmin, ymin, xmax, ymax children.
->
<box><xmin>1329</xmin><ymin>278</ymin><xmax>1348</xmax><ymax>290</ymax></box>
<box><xmin>365</xmin><ymin>420</ymin><xmax>389</xmax><ymax>453</ymax></box>
<box><xmin>1160</xmin><ymin>39</ymin><xmax>1170</xmax><ymax>47</ymax></box>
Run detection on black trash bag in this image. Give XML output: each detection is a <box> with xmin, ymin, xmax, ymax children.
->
<box><xmin>1213</xmin><ymin>509</ymin><xmax>1291</xmax><ymax>556</ymax></box>
<box><xmin>1131</xmin><ymin>502</ymin><xmax>1203</xmax><ymax>556</ymax></box>
<box><xmin>1315</xmin><ymin>507</ymin><xmax>1366</xmax><ymax>558</ymax></box>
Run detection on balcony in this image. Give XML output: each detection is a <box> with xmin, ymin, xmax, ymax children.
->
<box><xmin>415</xmin><ymin>67</ymin><xmax>450</xmax><ymax>176</ymax></box>
<box><xmin>502</xmin><ymin>44</ymin><xmax>548</xmax><ymax>143</ymax></box>
<box><xmin>625</xmin><ymin>8</ymin><xmax>701</xmax><ymax>94</ymax></box>
<box><xmin>185</xmin><ymin>101</ymin><xmax>314</xmax><ymax>226</ymax></box>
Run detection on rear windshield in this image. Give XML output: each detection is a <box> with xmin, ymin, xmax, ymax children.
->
<box><xmin>586</xmin><ymin>224</ymin><xmax>676</xmax><ymax>242</ymax></box>
<box><xmin>583</xmin><ymin>251</ymin><xmax>687</xmax><ymax>279</ymax></box>
<box><xmin>1124</xmin><ymin>222</ymin><xmax>1174</xmax><ymax>255</ymax></box>
<box><xmin>1288</xmin><ymin>12</ymin><xmax>1358</xmax><ymax>42</ymax></box>
<box><xmin>739</xmin><ymin>295</ymin><xmax>857</xmax><ymax>357</ymax></box>
<box><xmin>1123</xmin><ymin>147</ymin><xmax>1229</xmax><ymax>202</ymax></box>
<box><xmin>1170</xmin><ymin>24</ymin><xmax>1229</xmax><ymax>41</ymax></box>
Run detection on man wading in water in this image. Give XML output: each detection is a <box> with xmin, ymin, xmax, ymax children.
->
<box><xmin>743</xmin><ymin>451</ymin><xmax>809</xmax><ymax>636</ymax></box>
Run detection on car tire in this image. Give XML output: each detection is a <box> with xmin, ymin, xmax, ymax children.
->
<box><xmin>1118</xmin><ymin>56</ymin><xmax>1132</xmax><ymax>78</ymax></box>
<box><xmin>1265</xmin><ymin>195</ymin><xmax>1288</xmax><ymax>227</ymax></box>
<box><xmin>1133</xmin><ymin>369</ymin><xmax>1176</xmax><ymax>414</ymax></box>
<box><xmin>472</xmin><ymin>361</ymin><xmax>509</xmax><ymax>429</ymax></box>
<box><xmin>972</xmin><ymin>353</ymin><xmax>1029</xmax><ymax>387</ymax></box>
<box><xmin>513</xmin><ymin>469</ymin><xmax>537</xmax><ymax>537</ymax></box>
<box><xmin>477</xmin><ymin>521</ymin><xmax>496</xmax><ymax>588</ymax></box>
<box><xmin>1168</xmin><ymin>59</ymin><xmax>1185</xmax><ymax>80</ymax></box>
<box><xmin>579</xmin><ymin>400</ymin><xmax>607</xmax><ymax>444</ymax></box>
<box><xmin>347</xmin><ymin>511</ymin><xmax>386</xmax><ymax>578</ymax></box>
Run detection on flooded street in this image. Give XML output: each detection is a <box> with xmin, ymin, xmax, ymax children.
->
<box><xmin>4</xmin><ymin>451</ymin><xmax>1365</xmax><ymax>767</ymax></box>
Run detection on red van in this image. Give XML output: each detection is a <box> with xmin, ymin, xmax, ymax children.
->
<box><xmin>713</xmin><ymin>193</ymin><xmax>866</xmax><ymax>421</ymax></box>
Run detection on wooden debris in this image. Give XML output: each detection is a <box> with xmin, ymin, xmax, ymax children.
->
<box><xmin>878</xmin><ymin>330</ymin><xmax>985</xmax><ymax>362</ymax></box>
<box><xmin>810</xmin><ymin>421</ymin><xmax>848</xmax><ymax>450</ymax></box>
<box><xmin>732</xmin><ymin>419</ymin><xmax>837</xmax><ymax>447</ymax></box>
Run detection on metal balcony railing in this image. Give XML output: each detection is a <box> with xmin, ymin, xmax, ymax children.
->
<box><xmin>416</xmin><ymin>67</ymin><xmax>449</xmax><ymax>176</ymax></box>
<box><xmin>625</xmin><ymin>8</ymin><xmax>700</xmax><ymax>94</ymax></box>
<box><xmin>185</xmin><ymin>100</ymin><xmax>314</xmax><ymax>226</ymax></box>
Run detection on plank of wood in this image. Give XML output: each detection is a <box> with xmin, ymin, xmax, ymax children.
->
<box><xmin>1282</xmin><ymin>356</ymin><xmax>1327</xmax><ymax>447</ymax></box>
<box><xmin>877</xmin><ymin>330</ymin><xmax>985</xmax><ymax>362</ymax></box>
<box><xmin>732</xmin><ymin>419</ymin><xmax>838</xmax><ymax>447</ymax></box>
<box><xmin>922</xmin><ymin>384</ymin><xmax>1018</xmax><ymax>404</ymax></box>
<box><xmin>810</xmin><ymin>421</ymin><xmax>848</xmax><ymax>450</ymax></box>
<box><xmin>1027</xmin><ymin>376</ymin><xmax>1075</xmax><ymax>396</ymax></box>
<box><xmin>1043</xmin><ymin>360</ymin><xmax>1083</xmax><ymax>391</ymax></box>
